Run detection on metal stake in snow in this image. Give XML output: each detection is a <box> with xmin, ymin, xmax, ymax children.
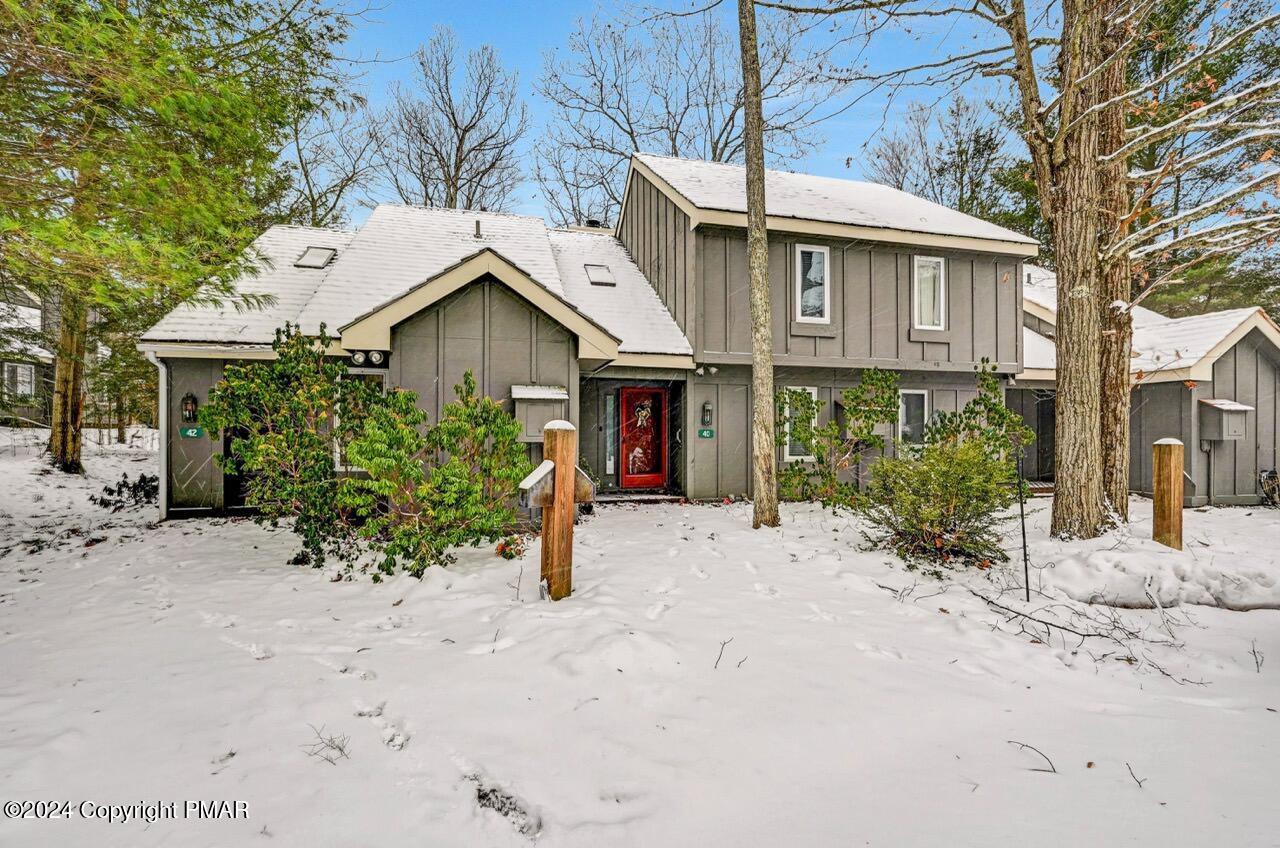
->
<box><xmin>1011</xmin><ymin>431</ymin><xmax>1031</xmax><ymax>602</ymax></box>
<box><xmin>519</xmin><ymin>421</ymin><xmax>594</xmax><ymax>601</ymax></box>
<box><xmin>1152</xmin><ymin>438</ymin><xmax>1184</xmax><ymax>551</ymax></box>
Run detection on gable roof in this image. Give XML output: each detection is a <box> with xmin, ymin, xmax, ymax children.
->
<box><xmin>547</xmin><ymin>229</ymin><xmax>692</xmax><ymax>356</ymax></box>
<box><xmin>142</xmin><ymin>225</ymin><xmax>355</xmax><ymax>345</ymax></box>
<box><xmin>629</xmin><ymin>153</ymin><xmax>1039</xmax><ymax>256</ymax></box>
<box><xmin>1022</xmin><ymin>264</ymin><xmax>1165</xmax><ymax>327</ymax></box>
<box><xmin>1019</xmin><ymin>306</ymin><xmax>1280</xmax><ymax>383</ymax></box>
<box><xmin>296</xmin><ymin>205</ymin><xmax>565</xmax><ymax>335</ymax></box>
<box><xmin>141</xmin><ymin>204</ymin><xmax>694</xmax><ymax>365</ymax></box>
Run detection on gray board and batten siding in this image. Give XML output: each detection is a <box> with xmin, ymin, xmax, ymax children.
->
<box><xmin>616</xmin><ymin>170</ymin><xmax>1026</xmax><ymax>373</ymax></box>
<box><xmin>163</xmin><ymin>276</ymin><xmax>580</xmax><ymax>513</ymax></box>
<box><xmin>1126</xmin><ymin>328</ymin><xmax>1279</xmax><ymax>505</ymax></box>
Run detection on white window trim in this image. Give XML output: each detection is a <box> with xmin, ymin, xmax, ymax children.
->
<box><xmin>4</xmin><ymin>362</ymin><xmax>35</xmax><ymax>399</ymax></box>
<box><xmin>783</xmin><ymin>386</ymin><xmax>819</xmax><ymax>462</ymax></box>
<box><xmin>794</xmin><ymin>244</ymin><xmax>831</xmax><ymax>324</ymax></box>
<box><xmin>912</xmin><ymin>255</ymin><xmax>947</xmax><ymax>331</ymax></box>
<box><xmin>334</xmin><ymin>369</ymin><xmax>388</xmax><ymax>472</ymax></box>
<box><xmin>897</xmin><ymin>389</ymin><xmax>930</xmax><ymax>444</ymax></box>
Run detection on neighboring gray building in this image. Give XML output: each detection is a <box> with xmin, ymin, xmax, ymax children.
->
<box><xmin>1</xmin><ymin>292</ymin><xmax>53</xmax><ymax>427</ymax></box>
<box><xmin>141</xmin><ymin>153</ymin><xmax>1040</xmax><ymax>517</ymax></box>
<box><xmin>1011</xmin><ymin>265</ymin><xmax>1280</xmax><ymax>505</ymax></box>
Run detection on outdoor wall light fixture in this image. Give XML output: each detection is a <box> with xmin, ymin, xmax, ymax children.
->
<box><xmin>368</xmin><ymin>350</ymin><xmax>385</xmax><ymax>365</ymax></box>
<box><xmin>351</xmin><ymin>351</ymin><xmax>367</xmax><ymax>365</ymax></box>
<box><xmin>181</xmin><ymin>392</ymin><xmax>198</xmax><ymax>423</ymax></box>
<box><xmin>701</xmin><ymin>401</ymin><xmax>714</xmax><ymax>426</ymax></box>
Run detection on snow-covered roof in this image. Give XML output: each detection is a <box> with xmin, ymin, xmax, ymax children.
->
<box><xmin>298</xmin><ymin>205</ymin><xmax>565</xmax><ymax>334</ymax></box>
<box><xmin>511</xmin><ymin>385</ymin><xmax>569</xmax><ymax>401</ymax></box>
<box><xmin>633</xmin><ymin>153</ymin><xmax>1038</xmax><ymax>248</ymax></box>
<box><xmin>0</xmin><ymin>301</ymin><xmax>51</xmax><ymax>362</ymax></box>
<box><xmin>143</xmin><ymin>226</ymin><xmax>355</xmax><ymax>344</ymax></box>
<box><xmin>1022</xmin><ymin>327</ymin><xmax>1056</xmax><ymax>372</ymax></box>
<box><xmin>1019</xmin><ymin>305</ymin><xmax>1279</xmax><ymax>383</ymax></box>
<box><xmin>548</xmin><ymin>229</ymin><xmax>692</xmax><ymax>356</ymax></box>
<box><xmin>143</xmin><ymin>205</ymin><xmax>693</xmax><ymax>360</ymax></box>
<box><xmin>1200</xmin><ymin>398</ymin><xmax>1254</xmax><ymax>412</ymax></box>
<box><xmin>1023</xmin><ymin>264</ymin><xmax>1165</xmax><ymax>327</ymax></box>
<box><xmin>1130</xmin><ymin>307</ymin><xmax>1261</xmax><ymax>376</ymax></box>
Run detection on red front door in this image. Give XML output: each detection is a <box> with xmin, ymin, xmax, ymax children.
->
<box><xmin>619</xmin><ymin>387</ymin><xmax>668</xmax><ymax>489</ymax></box>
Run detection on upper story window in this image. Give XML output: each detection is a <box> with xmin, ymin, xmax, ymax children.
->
<box><xmin>913</xmin><ymin>256</ymin><xmax>946</xmax><ymax>330</ymax></box>
<box><xmin>795</xmin><ymin>245</ymin><xmax>830</xmax><ymax>323</ymax></box>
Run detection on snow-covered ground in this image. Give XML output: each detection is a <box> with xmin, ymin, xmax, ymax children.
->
<box><xmin>1</xmin><ymin>431</ymin><xmax>1277</xmax><ymax>847</ymax></box>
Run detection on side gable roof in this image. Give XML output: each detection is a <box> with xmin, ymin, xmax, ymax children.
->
<box><xmin>627</xmin><ymin>153</ymin><xmax>1039</xmax><ymax>256</ymax></box>
<box><xmin>547</xmin><ymin>229</ymin><xmax>692</xmax><ymax>356</ymax></box>
<box><xmin>141</xmin><ymin>225</ymin><xmax>355</xmax><ymax>344</ymax></box>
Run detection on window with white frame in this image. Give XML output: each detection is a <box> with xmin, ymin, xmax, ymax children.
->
<box><xmin>784</xmin><ymin>386</ymin><xmax>818</xmax><ymax>462</ymax></box>
<box><xmin>795</xmin><ymin>245</ymin><xmax>830</xmax><ymax>323</ymax></box>
<box><xmin>913</xmin><ymin>256</ymin><xmax>946</xmax><ymax>330</ymax></box>
<box><xmin>334</xmin><ymin>369</ymin><xmax>387</xmax><ymax>471</ymax></box>
<box><xmin>3</xmin><ymin>362</ymin><xmax>35</xmax><ymax>400</ymax></box>
<box><xmin>898</xmin><ymin>389</ymin><xmax>929</xmax><ymax>445</ymax></box>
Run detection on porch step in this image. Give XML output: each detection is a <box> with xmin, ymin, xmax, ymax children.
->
<box><xmin>1027</xmin><ymin>480</ymin><xmax>1055</xmax><ymax>497</ymax></box>
<box><xmin>594</xmin><ymin>492</ymin><xmax>686</xmax><ymax>505</ymax></box>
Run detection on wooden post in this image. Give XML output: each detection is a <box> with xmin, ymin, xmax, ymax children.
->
<box><xmin>1152</xmin><ymin>438</ymin><xmax>1184</xmax><ymax>550</ymax></box>
<box><xmin>518</xmin><ymin>420</ymin><xmax>594</xmax><ymax>601</ymax></box>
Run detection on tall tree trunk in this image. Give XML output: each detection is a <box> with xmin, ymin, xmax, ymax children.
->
<box><xmin>49</xmin><ymin>293</ymin><xmax>88</xmax><ymax>472</ymax></box>
<box><xmin>737</xmin><ymin>0</ymin><xmax>779</xmax><ymax>528</ymax></box>
<box><xmin>1048</xmin><ymin>0</ymin><xmax>1106</xmax><ymax>538</ymax></box>
<box><xmin>1098</xmin><ymin>9</ymin><xmax>1133</xmax><ymax>519</ymax></box>
<box><xmin>115</xmin><ymin>393</ymin><xmax>127</xmax><ymax>444</ymax></box>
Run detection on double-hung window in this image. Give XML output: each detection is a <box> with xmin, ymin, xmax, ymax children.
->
<box><xmin>913</xmin><ymin>256</ymin><xmax>946</xmax><ymax>330</ymax></box>
<box><xmin>783</xmin><ymin>386</ymin><xmax>818</xmax><ymax>462</ymax></box>
<box><xmin>795</xmin><ymin>245</ymin><xmax>830</xmax><ymax>323</ymax></box>
<box><xmin>898</xmin><ymin>390</ymin><xmax>929</xmax><ymax>446</ymax></box>
<box><xmin>3</xmin><ymin>362</ymin><xmax>35</xmax><ymax>400</ymax></box>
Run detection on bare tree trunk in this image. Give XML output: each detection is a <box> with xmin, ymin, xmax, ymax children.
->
<box><xmin>1098</xmin><ymin>10</ymin><xmax>1133</xmax><ymax>520</ymax></box>
<box><xmin>115</xmin><ymin>394</ymin><xmax>127</xmax><ymax>444</ymax></box>
<box><xmin>49</xmin><ymin>293</ymin><xmax>88</xmax><ymax>472</ymax></box>
<box><xmin>737</xmin><ymin>0</ymin><xmax>779</xmax><ymax>528</ymax></box>
<box><xmin>1048</xmin><ymin>0</ymin><xmax>1106</xmax><ymax>538</ymax></box>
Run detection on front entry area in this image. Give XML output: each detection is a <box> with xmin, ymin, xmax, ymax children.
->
<box><xmin>619</xmin><ymin>387</ymin><xmax>668</xmax><ymax>489</ymax></box>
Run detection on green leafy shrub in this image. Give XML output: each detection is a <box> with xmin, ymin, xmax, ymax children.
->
<box><xmin>858</xmin><ymin>438</ymin><xmax>1018</xmax><ymax>570</ymax></box>
<box><xmin>776</xmin><ymin>368</ymin><xmax>899</xmax><ymax>509</ymax></box>
<box><xmin>199</xmin><ymin>324</ymin><xmax>379</xmax><ymax>566</ymax></box>
<box><xmin>856</xmin><ymin>361</ymin><xmax>1033</xmax><ymax>571</ymax></box>
<box><xmin>90</xmin><ymin>472</ymin><xmax>159</xmax><ymax>511</ymax></box>
<box><xmin>339</xmin><ymin>372</ymin><xmax>533</xmax><ymax>578</ymax></box>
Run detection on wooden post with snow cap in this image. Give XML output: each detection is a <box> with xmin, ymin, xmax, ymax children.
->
<box><xmin>518</xmin><ymin>420</ymin><xmax>594</xmax><ymax>601</ymax></box>
<box><xmin>1152</xmin><ymin>438</ymin><xmax>1184</xmax><ymax>551</ymax></box>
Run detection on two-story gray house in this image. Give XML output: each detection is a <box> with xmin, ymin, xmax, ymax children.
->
<box><xmin>140</xmin><ymin>153</ymin><xmax>1038</xmax><ymax>517</ymax></box>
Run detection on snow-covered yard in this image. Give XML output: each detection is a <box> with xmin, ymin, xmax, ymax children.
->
<box><xmin>1</xmin><ymin>432</ymin><xmax>1277</xmax><ymax>847</ymax></box>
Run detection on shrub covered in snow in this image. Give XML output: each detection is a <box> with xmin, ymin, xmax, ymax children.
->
<box><xmin>775</xmin><ymin>368</ymin><xmax>899</xmax><ymax>508</ymax></box>
<box><xmin>339</xmin><ymin>371</ymin><xmax>532</xmax><ymax>578</ymax></box>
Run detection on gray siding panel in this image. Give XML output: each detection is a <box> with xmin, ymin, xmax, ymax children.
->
<box><xmin>616</xmin><ymin>171</ymin><xmax>695</xmax><ymax>341</ymax></box>
<box><xmin>1205</xmin><ymin>329</ymin><xmax>1280</xmax><ymax>502</ymax></box>
<box><xmin>693</xmin><ymin>228</ymin><xmax>1022</xmax><ymax>372</ymax></box>
<box><xmin>166</xmin><ymin>358</ymin><xmax>225</xmax><ymax>510</ymax></box>
<box><xmin>392</xmin><ymin>278</ymin><xmax>575</xmax><ymax>426</ymax></box>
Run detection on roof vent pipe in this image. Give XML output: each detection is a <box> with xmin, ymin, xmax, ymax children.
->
<box><xmin>475</xmin><ymin>220</ymin><xmax>481</xmax><ymax>238</ymax></box>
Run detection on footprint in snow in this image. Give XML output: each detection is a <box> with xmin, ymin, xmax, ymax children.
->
<box><xmin>753</xmin><ymin>583</ymin><xmax>781</xmax><ymax>599</ymax></box>
<box><xmin>654</xmin><ymin>576</ymin><xmax>677</xmax><ymax>594</ymax></box>
<box><xmin>742</xmin><ymin>560</ymin><xmax>758</xmax><ymax>574</ymax></box>
<box><xmin>645</xmin><ymin>602</ymin><xmax>671</xmax><ymax>621</ymax></box>
<box><xmin>689</xmin><ymin>564</ymin><xmax>710</xmax><ymax>580</ymax></box>
<box><xmin>201</xmin><ymin>612</ymin><xmax>239</xmax><ymax>629</ymax></box>
<box><xmin>313</xmin><ymin>656</ymin><xmax>376</xmax><ymax>679</ymax></box>
<box><xmin>666</xmin><ymin>547</ymin><xmax>680</xmax><ymax>558</ymax></box>
<box><xmin>353</xmin><ymin>701</ymin><xmax>410</xmax><ymax>750</ymax></box>
<box><xmin>700</xmin><ymin>546</ymin><xmax>725</xmax><ymax>560</ymax></box>
<box><xmin>220</xmin><ymin>635</ymin><xmax>274</xmax><ymax>660</ymax></box>
<box><xmin>804</xmin><ymin>603</ymin><xmax>838</xmax><ymax>623</ymax></box>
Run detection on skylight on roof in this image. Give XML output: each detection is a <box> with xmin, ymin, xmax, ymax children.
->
<box><xmin>584</xmin><ymin>264</ymin><xmax>615</xmax><ymax>286</ymax></box>
<box><xmin>295</xmin><ymin>246</ymin><xmax>337</xmax><ymax>269</ymax></box>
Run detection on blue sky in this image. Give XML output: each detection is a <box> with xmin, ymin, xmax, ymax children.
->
<box><xmin>342</xmin><ymin>1</ymin><xmax>972</xmax><ymax>221</ymax></box>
